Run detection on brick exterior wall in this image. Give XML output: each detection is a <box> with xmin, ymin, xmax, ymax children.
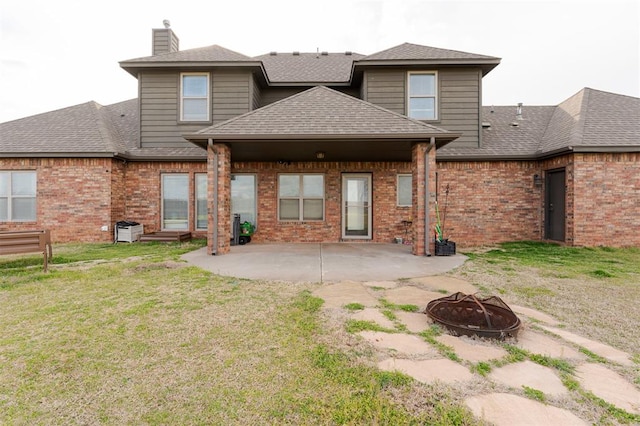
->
<box><xmin>122</xmin><ymin>160</ymin><xmax>207</xmax><ymax>237</ymax></box>
<box><xmin>209</xmin><ymin>144</ymin><xmax>231</xmax><ymax>255</ymax></box>
<box><xmin>435</xmin><ymin>160</ymin><xmax>543</xmax><ymax>247</ymax></box>
<box><xmin>3</xmin><ymin>152</ymin><xmax>638</xmax><ymax>250</ymax></box>
<box><xmin>570</xmin><ymin>152</ymin><xmax>640</xmax><ymax>247</ymax></box>
<box><xmin>230</xmin><ymin>160</ymin><xmax>413</xmax><ymax>246</ymax></box>
<box><xmin>0</xmin><ymin>157</ymin><xmax>116</xmax><ymax>243</ymax></box>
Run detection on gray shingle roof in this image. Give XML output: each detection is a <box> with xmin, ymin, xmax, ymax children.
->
<box><xmin>539</xmin><ymin>88</ymin><xmax>640</xmax><ymax>154</ymax></box>
<box><xmin>438</xmin><ymin>88</ymin><xmax>640</xmax><ymax>160</ymax></box>
<box><xmin>360</xmin><ymin>42</ymin><xmax>500</xmax><ymax>62</ymax></box>
<box><xmin>358</xmin><ymin>42</ymin><xmax>501</xmax><ymax>76</ymax></box>
<box><xmin>0</xmin><ymin>100</ymin><xmax>135</xmax><ymax>156</ymax></box>
<box><xmin>121</xmin><ymin>44</ymin><xmax>256</xmax><ymax>63</ymax></box>
<box><xmin>185</xmin><ymin>86</ymin><xmax>458</xmax><ymax>140</ymax></box>
<box><xmin>255</xmin><ymin>52</ymin><xmax>365</xmax><ymax>83</ymax></box>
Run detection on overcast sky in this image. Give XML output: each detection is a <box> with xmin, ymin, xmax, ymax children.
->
<box><xmin>1</xmin><ymin>0</ymin><xmax>638</xmax><ymax>123</ymax></box>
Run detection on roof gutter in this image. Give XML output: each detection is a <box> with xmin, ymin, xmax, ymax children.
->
<box><xmin>183</xmin><ymin>132</ymin><xmax>462</xmax><ymax>142</ymax></box>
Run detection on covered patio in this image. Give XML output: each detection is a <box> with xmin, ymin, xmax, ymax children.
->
<box><xmin>184</xmin><ymin>87</ymin><xmax>460</xmax><ymax>257</ymax></box>
<box><xmin>182</xmin><ymin>242</ymin><xmax>466</xmax><ymax>283</ymax></box>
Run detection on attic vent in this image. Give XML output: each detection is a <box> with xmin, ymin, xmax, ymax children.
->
<box><xmin>345</xmin><ymin>51</ymin><xmax>352</xmax><ymax>55</ymax></box>
<box><xmin>269</xmin><ymin>51</ymin><xmax>277</xmax><ymax>56</ymax></box>
<box><xmin>482</xmin><ymin>122</ymin><xmax>491</xmax><ymax>129</ymax></box>
<box><xmin>293</xmin><ymin>51</ymin><xmax>300</xmax><ymax>56</ymax></box>
<box><xmin>516</xmin><ymin>102</ymin><xmax>523</xmax><ymax>120</ymax></box>
<box><xmin>510</xmin><ymin>122</ymin><xmax>520</xmax><ymax>127</ymax></box>
<box><xmin>321</xmin><ymin>51</ymin><xmax>328</xmax><ymax>56</ymax></box>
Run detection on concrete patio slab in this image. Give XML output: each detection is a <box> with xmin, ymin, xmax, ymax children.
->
<box><xmin>182</xmin><ymin>243</ymin><xmax>466</xmax><ymax>283</ymax></box>
<box><xmin>488</xmin><ymin>360</ymin><xmax>568</xmax><ymax>397</ymax></box>
<box><xmin>313</xmin><ymin>281</ymin><xmax>379</xmax><ymax>308</ymax></box>
<box><xmin>540</xmin><ymin>325</ymin><xmax>633</xmax><ymax>366</ymax></box>
<box><xmin>350</xmin><ymin>308</ymin><xmax>396</xmax><ymax>330</ymax></box>
<box><xmin>436</xmin><ymin>334</ymin><xmax>507</xmax><ymax>363</ymax></box>
<box><xmin>362</xmin><ymin>280</ymin><xmax>398</xmax><ymax>289</ymax></box>
<box><xmin>576</xmin><ymin>363</ymin><xmax>640</xmax><ymax>414</ymax></box>
<box><xmin>515</xmin><ymin>329</ymin><xmax>583</xmax><ymax>360</ymax></box>
<box><xmin>382</xmin><ymin>286</ymin><xmax>445</xmax><ymax>307</ymax></box>
<box><xmin>465</xmin><ymin>393</ymin><xmax>587</xmax><ymax>426</ymax></box>
<box><xmin>358</xmin><ymin>331</ymin><xmax>437</xmax><ymax>356</ymax></box>
<box><xmin>378</xmin><ymin>358</ymin><xmax>474</xmax><ymax>385</ymax></box>
<box><xmin>409</xmin><ymin>276</ymin><xmax>479</xmax><ymax>295</ymax></box>
<box><xmin>395</xmin><ymin>311</ymin><xmax>432</xmax><ymax>333</ymax></box>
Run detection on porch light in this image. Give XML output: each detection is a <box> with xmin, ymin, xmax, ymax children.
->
<box><xmin>533</xmin><ymin>174</ymin><xmax>543</xmax><ymax>187</ymax></box>
<box><xmin>316</xmin><ymin>151</ymin><xmax>325</xmax><ymax>159</ymax></box>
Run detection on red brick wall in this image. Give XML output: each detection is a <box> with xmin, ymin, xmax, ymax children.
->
<box><xmin>209</xmin><ymin>144</ymin><xmax>231</xmax><ymax>254</ymax></box>
<box><xmin>4</xmin><ymin>153</ymin><xmax>636</xmax><ymax>250</ymax></box>
<box><xmin>231</xmin><ymin>161</ymin><xmax>413</xmax><ymax>245</ymax></box>
<box><xmin>123</xmin><ymin>160</ymin><xmax>207</xmax><ymax>237</ymax></box>
<box><xmin>571</xmin><ymin>153</ymin><xmax>640</xmax><ymax>247</ymax></box>
<box><xmin>0</xmin><ymin>157</ymin><xmax>116</xmax><ymax>243</ymax></box>
<box><xmin>435</xmin><ymin>160</ymin><xmax>543</xmax><ymax>247</ymax></box>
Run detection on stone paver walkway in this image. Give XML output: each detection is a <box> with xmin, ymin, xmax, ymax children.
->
<box><xmin>312</xmin><ymin>276</ymin><xmax>639</xmax><ymax>425</ymax></box>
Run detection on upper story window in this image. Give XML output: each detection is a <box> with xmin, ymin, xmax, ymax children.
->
<box><xmin>408</xmin><ymin>72</ymin><xmax>437</xmax><ymax>120</ymax></box>
<box><xmin>0</xmin><ymin>171</ymin><xmax>37</xmax><ymax>222</ymax></box>
<box><xmin>181</xmin><ymin>73</ymin><xmax>209</xmax><ymax>121</ymax></box>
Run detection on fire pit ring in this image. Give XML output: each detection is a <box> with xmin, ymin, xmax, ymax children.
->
<box><xmin>426</xmin><ymin>292</ymin><xmax>521</xmax><ymax>340</ymax></box>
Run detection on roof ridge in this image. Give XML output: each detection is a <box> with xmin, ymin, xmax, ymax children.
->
<box><xmin>92</xmin><ymin>102</ymin><xmax>120</xmax><ymax>153</ymax></box>
<box><xmin>572</xmin><ymin>88</ymin><xmax>590</xmax><ymax>147</ymax></box>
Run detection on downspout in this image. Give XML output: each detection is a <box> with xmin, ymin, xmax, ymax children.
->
<box><xmin>209</xmin><ymin>139</ymin><xmax>218</xmax><ymax>255</ymax></box>
<box><xmin>424</xmin><ymin>137</ymin><xmax>436</xmax><ymax>256</ymax></box>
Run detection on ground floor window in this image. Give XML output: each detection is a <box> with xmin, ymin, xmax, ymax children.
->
<box><xmin>397</xmin><ymin>174</ymin><xmax>412</xmax><ymax>206</ymax></box>
<box><xmin>278</xmin><ymin>174</ymin><xmax>324</xmax><ymax>221</ymax></box>
<box><xmin>231</xmin><ymin>174</ymin><xmax>257</xmax><ymax>227</ymax></box>
<box><xmin>0</xmin><ymin>171</ymin><xmax>36</xmax><ymax>221</ymax></box>
<box><xmin>162</xmin><ymin>174</ymin><xmax>189</xmax><ymax>230</ymax></box>
<box><xmin>195</xmin><ymin>173</ymin><xmax>207</xmax><ymax>230</ymax></box>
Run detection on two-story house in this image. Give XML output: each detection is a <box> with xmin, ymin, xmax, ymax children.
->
<box><xmin>2</xmin><ymin>25</ymin><xmax>639</xmax><ymax>253</ymax></box>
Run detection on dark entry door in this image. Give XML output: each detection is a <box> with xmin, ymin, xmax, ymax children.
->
<box><xmin>545</xmin><ymin>169</ymin><xmax>566</xmax><ymax>241</ymax></box>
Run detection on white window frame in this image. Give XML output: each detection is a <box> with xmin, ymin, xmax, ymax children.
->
<box><xmin>0</xmin><ymin>171</ymin><xmax>37</xmax><ymax>222</ymax></box>
<box><xmin>161</xmin><ymin>173</ymin><xmax>189</xmax><ymax>230</ymax></box>
<box><xmin>407</xmin><ymin>71</ymin><xmax>438</xmax><ymax>120</ymax></box>
<box><xmin>397</xmin><ymin>174</ymin><xmax>412</xmax><ymax>207</ymax></box>
<box><xmin>278</xmin><ymin>174</ymin><xmax>325</xmax><ymax>221</ymax></box>
<box><xmin>180</xmin><ymin>72</ymin><xmax>210</xmax><ymax>122</ymax></box>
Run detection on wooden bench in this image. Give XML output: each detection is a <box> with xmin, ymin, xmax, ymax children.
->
<box><xmin>0</xmin><ymin>230</ymin><xmax>53</xmax><ymax>271</ymax></box>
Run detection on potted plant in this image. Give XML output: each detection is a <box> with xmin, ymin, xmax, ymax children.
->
<box><xmin>434</xmin><ymin>184</ymin><xmax>456</xmax><ymax>256</ymax></box>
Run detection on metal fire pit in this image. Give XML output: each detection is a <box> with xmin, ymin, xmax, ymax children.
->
<box><xmin>426</xmin><ymin>292</ymin><xmax>521</xmax><ymax>339</ymax></box>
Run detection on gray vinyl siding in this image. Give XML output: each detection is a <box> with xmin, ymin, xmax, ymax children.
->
<box><xmin>259</xmin><ymin>88</ymin><xmax>308</xmax><ymax>107</ymax></box>
<box><xmin>212</xmin><ymin>71</ymin><xmax>251</xmax><ymax>123</ymax></box>
<box><xmin>362</xmin><ymin>70</ymin><xmax>406</xmax><ymax>115</ymax></box>
<box><xmin>439</xmin><ymin>69</ymin><xmax>481</xmax><ymax>147</ymax></box>
<box><xmin>363</xmin><ymin>68</ymin><xmax>481</xmax><ymax>148</ymax></box>
<box><xmin>139</xmin><ymin>70</ymin><xmax>252</xmax><ymax>148</ymax></box>
<box><xmin>251</xmin><ymin>77</ymin><xmax>262</xmax><ymax>110</ymax></box>
<box><xmin>152</xmin><ymin>29</ymin><xmax>179</xmax><ymax>55</ymax></box>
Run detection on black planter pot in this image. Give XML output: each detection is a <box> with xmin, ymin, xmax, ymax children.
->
<box><xmin>435</xmin><ymin>239</ymin><xmax>456</xmax><ymax>256</ymax></box>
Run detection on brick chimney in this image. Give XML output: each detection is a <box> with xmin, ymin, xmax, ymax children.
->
<box><xmin>152</xmin><ymin>20</ymin><xmax>179</xmax><ymax>55</ymax></box>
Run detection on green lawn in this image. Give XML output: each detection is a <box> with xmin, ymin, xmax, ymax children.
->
<box><xmin>2</xmin><ymin>241</ymin><xmax>638</xmax><ymax>425</ymax></box>
<box><xmin>455</xmin><ymin>242</ymin><xmax>640</xmax><ymax>355</ymax></box>
<box><xmin>0</xmin><ymin>241</ymin><xmax>475</xmax><ymax>425</ymax></box>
